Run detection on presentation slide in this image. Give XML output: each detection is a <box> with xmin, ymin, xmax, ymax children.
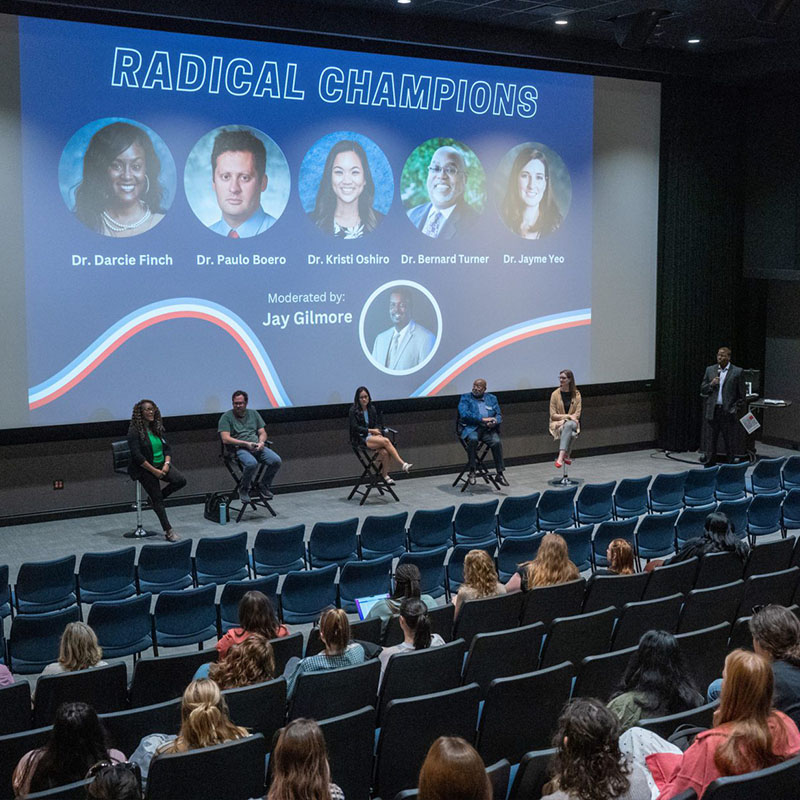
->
<box><xmin>0</xmin><ymin>14</ymin><xmax>659</xmax><ymax>429</ymax></box>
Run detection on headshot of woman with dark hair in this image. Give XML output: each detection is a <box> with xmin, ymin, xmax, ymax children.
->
<box><xmin>310</xmin><ymin>139</ymin><xmax>383</xmax><ymax>238</ymax></box>
<box><xmin>501</xmin><ymin>146</ymin><xmax>563</xmax><ymax>240</ymax></box>
<box><xmin>74</xmin><ymin>121</ymin><xmax>166</xmax><ymax>237</ymax></box>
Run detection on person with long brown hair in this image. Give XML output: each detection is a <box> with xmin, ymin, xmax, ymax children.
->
<box><xmin>505</xmin><ymin>533</ymin><xmax>580</xmax><ymax>592</ymax></box>
<box><xmin>206</xmin><ymin>634</ymin><xmax>275</xmax><ymax>689</ymax></box>
<box><xmin>600</xmin><ymin>539</ymin><xmax>636</xmax><ymax>576</ymax></box>
<box><xmin>454</xmin><ymin>549</ymin><xmax>506</xmax><ymax>618</ymax></box>
<box><xmin>267</xmin><ymin>718</ymin><xmax>344</xmax><ymax>800</ymax></box>
<box><xmin>418</xmin><ymin>736</ymin><xmax>491</xmax><ymax>800</ymax></box>
<box><xmin>549</xmin><ymin>370</ymin><xmax>581</xmax><ymax>469</ymax></box>
<box><xmin>215</xmin><ymin>590</ymin><xmax>288</xmax><ymax>660</ymax></box>
<box><xmin>645</xmin><ymin>649</ymin><xmax>800</xmax><ymax>798</ymax></box>
<box><xmin>379</xmin><ymin>597</ymin><xmax>445</xmax><ymax>684</ymax></box>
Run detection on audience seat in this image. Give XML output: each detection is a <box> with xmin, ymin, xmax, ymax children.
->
<box><xmin>539</xmin><ymin>606</ymin><xmax>616</xmax><ymax>669</ymax></box>
<box><xmin>288</xmin><ymin>659</ymin><xmax>380</xmax><ymax>722</ymax></box>
<box><xmin>250</xmin><ymin>525</ymin><xmax>306</xmax><ymax>576</ymax></box>
<box><xmin>129</xmin><ymin>650</ymin><xmax>215</xmax><ymax>708</ymax></box>
<box><xmin>572</xmin><ymin>645</ymin><xmax>638</xmax><ymax>702</ymax></box>
<box><xmin>318</xmin><ymin>706</ymin><xmax>375</xmax><ymax>800</ymax></box>
<box><xmin>100</xmin><ymin>697</ymin><xmax>182</xmax><ymax>757</ymax></box>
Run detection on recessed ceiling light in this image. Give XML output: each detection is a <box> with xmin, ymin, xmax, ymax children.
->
<box><xmin>398</xmin><ymin>0</ymin><xmax>411</xmax><ymax>4</ymax></box>
<box><xmin>687</xmin><ymin>37</ymin><xmax>700</xmax><ymax>43</ymax></box>
<box><xmin>555</xmin><ymin>19</ymin><xmax>568</xmax><ymax>25</ymax></box>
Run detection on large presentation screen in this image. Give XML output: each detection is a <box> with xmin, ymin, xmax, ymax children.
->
<box><xmin>0</xmin><ymin>14</ymin><xmax>660</xmax><ymax>429</ymax></box>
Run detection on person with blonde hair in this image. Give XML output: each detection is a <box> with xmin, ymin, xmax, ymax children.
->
<box><xmin>505</xmin><ymin>533</ymin><xmax>580</xmax><ymax>592</ymax></box>
<box><xmin>418</xmin><ymin>736</ymin><xmax>491</xmax><ymax>800</ymax></box>
<box><xmin>41</xmin><ymin>621</ymin><xmax>107</xmax><ymax>676</ymax></box>
<box><xmin>636</xmin><ymin>649</ymin><xmax>800</xmax><ymax>798</ymax></box>
<box><xmin>454</xmin><ymin>549</ymin><xmax>506</xmax><ymax>618</ymax></box>
<box><xmin>283</xmin><ymin>608</ymin><xmax>365</xmax><ymax>696</ymax></box>
<box><xmin>267</xmin><ymin>718</ymin><xmax>344</xmax><ymax>800</ymax></box>
<box><xmin>205</xmin><ymin>634</ymin><xmax>275</xmax><ymax>689</ymax></box>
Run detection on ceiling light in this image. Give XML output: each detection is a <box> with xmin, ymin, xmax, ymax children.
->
<box><xmin>555</xmin><ymin>19</ymin><xmax>568</xmax><ymax>25</ymax></box>
<box><xmin>397</xmin><ymin>0</ymin><xmax>411</xmax><ymax>4</ymax></box>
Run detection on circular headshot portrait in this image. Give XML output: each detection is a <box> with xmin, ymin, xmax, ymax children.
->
<box><xmin>184</xmin><ymin>125</ymin><xmax>290</xmax><ymax>238</ymax></box>
<box><xmin>495</xmin><ymin>142</ymin><xmax>571</xmax><ymax>240</ymax></box>
<box><xmin>299</xmin><ymin>132</ymin><xmax>393</xmax><ymax>240</ymax></box>
<box><xmin>59</xmin><ymin>118</ymin><xmax>176</xmax><ymax>238</ymax></box>
<box><xmin>401</xmin><ymin>138</ymin><xmax>486</xmax><ymax>241</ymax></box>
<box><xmin>360</xmin><ymin>281</ymin><xmax>442</xmax><ymax>376</ymax></box>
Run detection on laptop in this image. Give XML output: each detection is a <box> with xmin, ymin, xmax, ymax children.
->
<box><xmin>354</xmin><ymin>592</ymin><xmax>390</xmax><ymax>620</ymax></box>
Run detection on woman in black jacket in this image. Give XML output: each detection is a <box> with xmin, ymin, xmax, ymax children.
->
<box><xmin>348</xmin><ymin>386</ymin><xmax>411</xmax><ymax>484</ymax></box>
<box><xmin>127</xmin><ymin>399</ymin><xmax>186</xmax><ymax>541</ymax></box>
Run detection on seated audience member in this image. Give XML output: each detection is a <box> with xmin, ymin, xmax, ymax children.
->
<box><xmin>669</xmin><ymin>511</ymin><xmax>749</xmax><ymax>565</ymax></box>
<box><xmin>707</xmin><ymin>605</ymin><xmax>800</xmax><ymax>727</ymax></box>
<box><xmin>608</xmin><ymin>630</ymin><xmax>703</xmax><ymax>730</ymax></box>
<box><xmin>13</xmin><ymin>702</ymin><xmax>125</xmax><ymax>797</ymax></box>
<box><xmin>379</xmin><ymin>597</ymin><xmax>445</xmax><ymax>683</ymax></box>
<box><xmin>131</xmin><ymin>678</ymin><xmax>248</xmax><ymax>782</ymax></box>
<box><xmin>418</xmin><ymin>736</ymin><xmax>491</xmax><ymax>800</ymax></box>
<box><xmin>195</xmin><ymin>634</ymin><xmax>275</xmax><ymax>687</ymax></box>
<box><xmin>267</xmin><ymin>718</ymin><xmax>344</xmax><ymax>800</ymax></box>
<box><xmin>216</xmin><ymin>590</ymin><xmax>288</xmax><ymax>660</ymax></box>
<box><xmin>0</xmin><ymin>663</ymin><xmax>14</xmax><ymax>686</ymax></box>
<box><xmin>505</xmin><ymin>533</ymin><xmax>580</xmax><ymax>592</ymax></box>
<box><xmin>367</xmin><ymin>563</ymin><xmax>437</xmax><ymax>633</ymax></box>
<box><xmin>597</xmin><ymin>538</ymin><xmax>636</xmax><ymax>576</ymax></box>
<box><xmin>642</xmin><ymin>649</ymin><xmax>800</xmax><ymax>799</ymax></box>
<box><xmin>283</xmin><ymin>608</ymin><xmax>365</xmax><ymax>696</ymax></box>
<box><xmin>86</xmin><ymin>762</ymin><xmax>143</xmax><ymax>800</ymax></box>
<box><xmin>542</xmin><ymin>698</ymin><xmax>651</xmax><ymax>800</ymax></box>
<box><xmin>454</xmin><ymin>549</ymin><xmax>506</xmax><ymax>618</ymax></box>
<box><xmin>41</xmin><ymin>621</ymin><xmax>107</xmax><ymax>676</ymax></box>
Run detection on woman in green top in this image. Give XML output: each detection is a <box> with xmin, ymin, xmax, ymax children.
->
<box><xmin>127</xmin><ymin>399</ymin><xmax>186</xmax><ymax>541</ymax></box>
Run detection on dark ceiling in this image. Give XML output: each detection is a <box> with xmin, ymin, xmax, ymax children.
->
<box><xmin>9</xmin><ymin>0</ymin><xmax>800</xmax><ymax>81</ymax></box>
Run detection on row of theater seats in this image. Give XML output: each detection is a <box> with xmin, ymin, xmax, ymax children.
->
<box><xmin>2</xmin><ymin>572</ymin><xmax>796</xmax><ymax>798</ymax></box>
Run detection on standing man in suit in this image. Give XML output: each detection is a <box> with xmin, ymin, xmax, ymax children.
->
<box><xmin>701</xmin><ymin>347</ymin><xmax>746</xmax><ymax>466</ymax></box>
<box><xmin>407</xmin><ymin>145</ymin><xmax>479</xmax><ymax>240</ymax></box>
<box><xmin>371</xmin><ymin>287</ymin><xmax>436</xmax><ymax>371</ymax></box>
<box><xmin>458</xmin><ymin>378</ymin><xmax>508</xmax><ymax>486</ymax></box>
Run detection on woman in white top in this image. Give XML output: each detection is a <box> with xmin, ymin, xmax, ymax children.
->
<box><xmin>379</xmin><ymin>597</ymin><xmax>445</xmax><ymax>684</ymax></box>
<box><xmin>41</xmin><ymin>621</ymin><xmax>107</xmax><ymax>677</ymax></box>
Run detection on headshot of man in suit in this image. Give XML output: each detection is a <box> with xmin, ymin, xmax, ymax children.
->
<box><xmin>371</xmin><ymin>287</ymin><xmax>436</xmax><ymax>372</ymax></box>
<box><xmin>209</xmin><ymin>129</ymin><xmax>276</xmax><ymax>238</ymax></box>
<box><xmin>407</xmin><ymin>145</ymin><xmax>479</xmax><ymax>240</ymax></box>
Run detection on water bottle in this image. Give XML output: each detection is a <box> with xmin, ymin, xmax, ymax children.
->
<box><xmin>219</xmin><ymin>500</ymin><xmax>227</xmax><ymax>525</ymax></box>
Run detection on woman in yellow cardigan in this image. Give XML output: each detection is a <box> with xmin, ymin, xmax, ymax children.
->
<box><xmin>549</xmin><ymin>369</ymin><xmax>581</xmax><ymax>469</ymax></box>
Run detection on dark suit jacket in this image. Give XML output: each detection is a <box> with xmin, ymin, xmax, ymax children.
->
<box><xmin>349</xmin><ymin>404</ymin><xmax>385</xmax><ymax>447</ymax></box>
<box><xmin>127</xmin><ymin>424</ymin><xmax>171</xmax><ymax>479</ymax></box>
<box><xmin>407</xmin><ymin>199</ymin><xmax>479</xmax><ymax>241</ymax></box>
<box><xmin>700</xmin><ymin>363</ymin><xmax>745</xmax><ymax>420</ymax></box>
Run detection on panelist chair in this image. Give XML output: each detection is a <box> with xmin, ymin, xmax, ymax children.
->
<box><xmin>111</xmin><ymin>440</ymin><xmax>159</xmax><ymax>539</ymax></box>
<box><xmin>453</xmin><ymin>418</ymin><xmax>500</xmax><ymax>493</ymax></box>
<box><xmin>220</xmin><ymin>441</ymin><xmax>276</xmax><ymax>523</ymax></box>
<box><xmin>347</xmin><ymin>428</ymin><xmax>399</xmax><ymax>506</ymax></box>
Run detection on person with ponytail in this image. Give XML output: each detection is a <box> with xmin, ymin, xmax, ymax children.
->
<box><xmin>378</xmin><ymin>597</ymin><xmax>445</xmax><ymax>684</ymax></box>
<box><xmin>283</xmin><ymin>608</ymin><xmax>365</xmax><ymax>697</ymax></box>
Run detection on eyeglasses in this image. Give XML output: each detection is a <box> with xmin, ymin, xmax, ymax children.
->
<box><xmin>428</xmin><ymin>165</ymin><xmax>460</xmax><ymax>177</ymax></box>
<box><xmin>85</xmin><ymin>761</ymin><xmax>143</xmax><ymax>791</ymax></box>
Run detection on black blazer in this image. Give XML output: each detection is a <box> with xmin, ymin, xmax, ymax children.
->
<box><xmin>127</xmin><ymin>424</ymin><xmax>171</xmax><ymax>479</ymax></box>
<box><xmin>349</xmin><ymin>404</ymin><xmax>384</xmax><ymax>447</ymax></box>
<box><xmin>700</xmin><ymin>363</ymin><xmax>745</xmax><ymax>420</ymax></box>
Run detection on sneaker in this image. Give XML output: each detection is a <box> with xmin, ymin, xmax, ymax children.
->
<box><xmin>238</xmin><ymin>489</ymin><xmax>251</xmax><ymax>505</ymax></box>
<box><xmin>468</xmin><ymin>470</ymin><xmax>477</xmax><ymax>485</ymax></box>
<box><xmin>164</xmin><ymin>530</ymin><xmax>180</xmax><ymax>542</ymax></box>
<box><xmin>496</xmin><ymin>473</ymin><xmax>509</xmax><ymax>486</ymax></box>
<box><xmin>259</xmin><ymin>487</ymin><xmax>274</xmax><ymax>501</ymax></box>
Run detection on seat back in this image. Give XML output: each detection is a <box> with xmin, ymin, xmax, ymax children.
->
<box><xmin>24</xmin><ymin>778</ymin><xmax>93</xmax><ymax>799</ymax></box>
<box><xmin>338</xmin><ymin>555</ymin><xmax>393</xmax><ymax>612</ymax></box>
<box><xmin>636</xmin><ymin>511</ymin><xmax>681</xmax><ymax>558</ymax></box>
<box><xmin>572</xmin><ymin>645</ymin><xmax>637</xmax><ymax>701</ymax></box>
<box><xmin>676</xmin><ymin>622</ymin><xmax>731</xmax><ymax>691</ymax></box>
<box><xmin>582</xmin><ymin>573</ymin><xmax>648</xmax><ymax>613</ymax></box>
<box><xmin>100</xmin><ymin>697</ymin><xmax>182</xmax><ymax>756</ymax></box>
<box><xmin>359</xmin><ymin>512</ymin><xmax>408</xmax><ymax>558</ymax></box>
<box><xmin>497</xmin><ymin>493</ymin><xmax>540</xmax><ymax>537</ymax></box>
<box><xmin>749</xmin><ymin>456</ymin><xmax>786</xmax><ymax>496</ymax></box>
<box><xmin>136</xmin><ymin>540</ymin><xmax>193</xmax><ymax>593</ymax></box>
<box><xmin>558</xmin><ymin>525</ymin><xmax>593</xmax><ymax>571</ymax></box>
<box><xmin>152</xmin><ymin>584</ymin><xmax>217</xmax><ymax>650</ymax></box>
<box><xmin>703</xmin><ymin>752</ymin><xmax>800</xmax><ymax>800</ymax></box>
<box><xmin>678</xmin><ymin>580</ymin><xmax>745</xmax><ymax>634</ymax></box>
<box><xmin>194</xmin><ymin>531</ymin><xmax>250</xmax><ymax>585</ymax></box>
<box><xmin>519</xmin><ymin>577</ymin><xmax>586</xmax><ymax>628</ymax></box>
<box><xmin>9</xmin><ymin>606</ymin><xmax>81</xmax><ymax>674</ymax></box>
<box><xmin>223</xmin><ymin>678</ymin><xmax>287</xmax><ymax>746</ymax></box>
<box><xmin>643</xmin><ymin>557</ymin><xmax>699</xmax><ymax>600</ymax></box>
<box><xmin>716</xmin><ymin>498</ymin><xmax>752</xmax><ymax>539</ymax></box>
<box><xmin>639</xmin><ymin>700</ymin><xmax>719</xmax><ymax>740</ymax></box>
<box><xmin>269</xmin><ymin>632</ymin><xmax>304</xmax><ymax>675</ymax></box>
<box><xmin>507</xmin><ymin>748</ymin><xmax>558</xmax><ymax>800</ymax></box>
<box><xmin>144</xmin><ymin>733</ymin><xmax>267</xmax><ymax>800</ymax></box>
<box><xmin>33</xmin><ymin>661</ymin><xmax>128</xmax><ymax>728</ymax></box>
<box><xmin>738</xmin><ymin>567</ymin><xmax>800</xmax><ymax>618</ymax></box>
<box><xmin>289</xmin><ymin>659</ymin><xmax>380</xmax><ymax>721</ymax></box>
<box><xmin>497</xmin><ymin>534</ymin><xmax>544</xmax><ymax>581</ymax></box>
<box><xmin>407</xmin><ymin>506</ymin><xmax>456</xmax><ymax>550</ymax></box>
<box><xmin>782</xmin><ymin>489</ymin><xmax>800</xmax><ymax>533</ymax></box>
<box><xmin>396</xmin><ymin>547</ymin><xmax>448</xmax><ymax>599</ymax></box>
<box><xmin>14</xmin><ymin>555</ymin><xmax>77</xmax><ymax>614</ymax></box>
<box><xmin>111</xmin><ymin>439</ymin><xmax>131</xmax><ymax>472</ymax></box>
<box><xmin>374</xmin><ymin>684</ymin><xmax>481</xmax><ymax>800</ymax></box>
<box><xmin>305</xmin><ymin>618</ymin><xmax>381</xmax><ymax>657</ymax></box>
<box><xmin>0</xmin><ymin>681</ymin><xmax>32</xmax><ymax>735</ymax></box>
<box><xmin>782</xmin><ymin>457</ymin><xmax>800</xmax><ymax>491</ymax></box>
<box><xmin>592</xmin><ymin>517</ymin><xmax>637</xmax><ymax>567</ymax></box>
<box><xmin>715</xmin><ymin>462</ymin><xmax>749</xmax><ymax>501</ymax></box>
<box><xmin>86</xmin><ymin>592</ymin><xmax>153</xmax><ymax>659</ymax></box>
<box><xmin>0</xmin><ymin>725</ymin><xmax>51</xmax><ymax>799</ymax></box>
<box><xmin>452</xmin><ymin>592</ymin><xmax>524</xmax><ymax>645</ymax></box>
<box><xmin>378</xmin><ymin>638</ymin><xmax>467</xmax><ymax>722</ymax></box>
<box><xmin>77</xmin><ymin>547</ymin><xmax>136</xmax><ymax>603</ymax></box>
<box><xmin>129</xmin><ymin>650</ymin><xmax>215</xmax><ymax>708</ymax></box>
<box><xmin>537</xmin><ymin>487</ymin><xmax>578</xmax><ymax>531</ymax></box>
<box><xmin>453</xmin><ymin>499</ymin><xmax>500</xmax><ymax>544</ymax></box>
<box><xmin>218</xmin><ymin>575</ymin><xmax>279</xmax><ymax>634</ymax></box>
<box><xmin>318</xmin><ymin>706</ymin><xmax>375</xmax><ymax>800</ymax></box>
<box><xmin>649</xmin><ymin>471</ymin><xmax>688</xmax><ymax>512</ymax></box>
<box><xmin>308</xmin><ymin>518</ymin><xmax>359</xmax><ymax>567</ymax></box>
<box><xmin>251</xmin><ymin>525</ymin><xmax>306</xmax><ymax>575</ymax></box>
<box><xmin>676</xmin><ymin>506</ymin><xmax>714</xmax><ymax>548</ymax></box>
<box><xmin>747</xmin><ymin>493</ymin><xmax>784</xmax><ymax>538</ymax></box>
<box><xmin>539</xmin><ymin>606</ymin><xmax>617</xmax><ymax>669</ymax></box>
<box><xmin>611</xmin><ymin>593</ymin><xmax>683</xmax><ymax>651</ymax></box>
<box><xmin>684</xmin><ymin>466</ymin><xmax>719</xmax><ymax>507</ymax></box>
<box><xmin>279</xmin><ymin>564</ymin><xmax>338</xmax><ymax>624</ymax></box>
<box><xmin>575</xmin><ymin>481</ymin><xmax>616</xmax><ymax>524</ymax></box>
<box><xmin>477</xmin><ymin>662</ymin><xmax>574</xmax><ymax>764</ymax></box>
<box><xmin>613</xmin><ymin>476</ymin><xmax>652</xmax><ymax>519</ymax></box>
<box><xmin>462</xmin><ymin>622</ymin><xmax>545</xmax><ymax>696</ymax></box>
<box><xmin>694</xmin><ymin>550</ymin><xmax>745</xmax><ymax>589</ymax></box>
<box><xmin>0</xmin><ymin>564</ymin><xmax>10</xmax><ymax>619</ymax></box>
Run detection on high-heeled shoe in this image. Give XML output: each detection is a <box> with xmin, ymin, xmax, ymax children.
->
<box><xmin>383</xmin><ymin>476</ymin><xmax>396</xmax><ymax>485</ymax></box>
<box><xmin>402</xmin><ymin>462</ymin><xmax>413</xmax><ymax>473</ymax></box>
<box><xmin>555</xmin><ymin>460</ymin><xmax>563</xmax><ymax>469</ymax></box>
<box><xmin>564</xmin><ymin>458</ymin><xmax>572</xmax><ymax>466</ymax></box>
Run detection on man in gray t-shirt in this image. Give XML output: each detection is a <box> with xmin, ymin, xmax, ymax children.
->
<box><xmin>218</xmin><ymin>390</ymin><xmax>281</xmax><ymax>502</ymax></box>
